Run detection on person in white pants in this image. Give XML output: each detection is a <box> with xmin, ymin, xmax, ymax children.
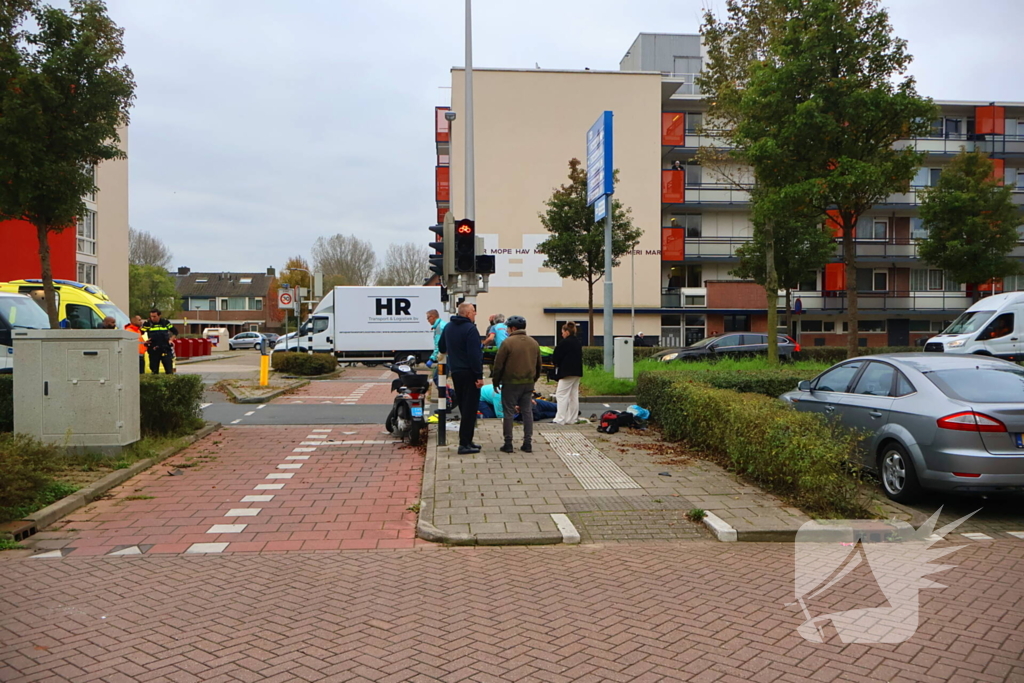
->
<box><xmin>551</xmin><ymin>321</ymin><xmax>583</xmax><ymax>425</ymax></box>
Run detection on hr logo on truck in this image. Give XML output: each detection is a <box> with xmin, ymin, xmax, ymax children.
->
<box><xmin>375</xmin><ymin>298</ymin><xmax>412</xmax><ymax>316</ymax></box>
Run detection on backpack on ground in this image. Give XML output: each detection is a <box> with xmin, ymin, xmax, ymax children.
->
<box><xmin>597</xmin><ymin>410</ymin><xmax>633</xmax><ymax>434</ymax></box>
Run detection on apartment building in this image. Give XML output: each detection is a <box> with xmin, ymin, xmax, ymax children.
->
<box><xmin>172</xmin><ymin>267</ymin><xmax>278</xmax><ymax>335</ymax></box>
<box><xmin>434</xmin><ymin>33</ymin><xmax>1024</xmax><ymax>347</ymax></box>
<box><xmin>0</xmin><ymin>127</ymin><xmax>130</xmax><ymax>310</ymax></box>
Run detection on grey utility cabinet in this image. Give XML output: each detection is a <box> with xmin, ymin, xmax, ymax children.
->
<box><xmin>14</xmin><ymin>330</ymin><xmax>141</xmax><ymax>452</ymax></box>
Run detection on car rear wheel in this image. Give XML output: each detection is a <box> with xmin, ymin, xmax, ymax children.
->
<box><xmin>879</xmin><ymin>442</ymin><xmax>922</xmax><ymax>504</ymax></box>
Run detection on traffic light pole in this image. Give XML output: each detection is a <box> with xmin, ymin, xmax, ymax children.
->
<box><xmin>603</xmin><ymin>208</ymin><xmax>613</xmax><ymax>372</ymax></box>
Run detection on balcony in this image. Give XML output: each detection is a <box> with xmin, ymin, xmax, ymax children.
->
<box><xmin>797</xmin><ymin>290</ymin><xmax>973</xmax><ymax>312</ymax></box>
<box><xmin>661</xmin><ymin>287</ymin><xmax>707</xmax><ymax>308</ymax></box>
<box><xmin>662</xmin><ymin>181</ymin><xmax>753</xmax><ymax>205</ymax></box>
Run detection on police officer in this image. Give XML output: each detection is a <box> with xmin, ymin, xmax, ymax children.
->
<box><xmin>143</xmin><ymin>308</ymin><xmax>178</xmax><ymax>374</ymax></box>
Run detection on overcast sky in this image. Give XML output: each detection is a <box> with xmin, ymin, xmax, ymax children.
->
<box><xmin>107</xmin><ymin>0</ymin><xmax>1023</xmax><ymax>274</ymax></box>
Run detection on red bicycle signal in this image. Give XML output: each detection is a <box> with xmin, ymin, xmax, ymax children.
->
<box><xmin>457</xmin><ymin>225</ymin><xmax>473</xmax><ymax>234</ymax></box>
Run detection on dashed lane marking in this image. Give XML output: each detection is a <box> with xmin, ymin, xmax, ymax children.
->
<box><xmin>962</xmin><ymin>532</ymin><xmax>993</xmax><ymax>541</ymax></box>
<box><xmin>230</xmin><ymin>419</ymin><xmax>242</xmax><ymax>424</ymax></box>
<box><xmin>265</xmin><ymin>473</ymin><xmax>294</xmax><ymax>480</ymax></box>
<box><xmin>254</xmin><ymin>483</ymin><xmax>284</xmax><ymax>490</ymax></box>
<box><xmin>244</xmin><ymin>411</ymin><xmax>255</xmax><ymax>416</ymax></box>
<box><xmin>242</xmin><ymin>495</ymin><xmax>274</xmax><ymax>502</ymax></box>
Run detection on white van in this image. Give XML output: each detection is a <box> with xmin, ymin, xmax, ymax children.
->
<box><xmin>924</xmin><ymin>292</ymin><xmax>1024</xmax><ymax>360</ymax></box>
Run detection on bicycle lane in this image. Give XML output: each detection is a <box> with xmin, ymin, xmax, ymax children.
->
<box><xmin>17</xmin><ymin>424</ymin><xmax>431</xmax><ymax>558</ymax></box>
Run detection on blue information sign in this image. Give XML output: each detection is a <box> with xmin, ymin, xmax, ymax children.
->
<box><xmin>586</xmin><ymin>111</ymin><xmax>614</xmax><ymax>216</ymax></box>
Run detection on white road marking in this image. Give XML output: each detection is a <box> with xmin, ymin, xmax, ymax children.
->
<box><xmin>257</xmin><ymin>404</ymin><xmax>267</xmax><ymax>409</ymax></box>
<box><xmin>961</xmin><ymin>532</ymin><xmax>993</xmax><ymax>541</ymax></box>
<box><xmin>242</xmin><ymin>495</ymin><xmax>274</xmax><ymax>502</ymax></box>
<box><xmin>312</xmin><ymin>429</ymin><xmax>332</xmax><ymax>433</ymax></box>
<box><xmin>225</xmin><ymin>509</ymin><xmax>261</xmax><ymax>517</ymax></box>
<box><xmin>200</xmin><ymin>403</ymin><xmax>211</xmax><ymax>409</ymax></box>
<box><xmin>107</xmin><ymin>546</ymin><xmax>143</xmax><ymax>556</ymax></box>
<box><xmin>187</xmin><ymin>542</ymin><xmax>229</xmax><ymax>554</ymax></box>
<box><xmin>293</xmin><ymin>447</ymin><xmax>316</xmax><ymax>453</ymax></box>
<box><xmin>300</xmin><ymin>441</ymin><xmax>325</xmax><ymax>445</ymax></box>
<box><xmin>230</xmin><ymin>419</ymin><xmax>242</xmax><ymax>424</ymax></box>
<box><xmin>207</xmin><ymin>524</ymin><xmax>247</xmax><ymax>534</ymax></box>
<box><xmin>1008</xmin><ymin>531</ymin><xmax>1024</xmax><ymax>540</ymax></box>
<box><xmin>254</xmin><ymin>483</ymin><xmax>285</xmax><ymax>490</ymax></box>
<box><xmin>244</xmin><ymin>411</ymin><xmax>255</xmax><ymax>416</ymax></box>
<box><xmin>550</xmin><ymin>514</ymin><xmax>580</xmax><ymax>544</ymax></box>
<box><xmin>30</xmin><ymin>550</ymin><xmax>64</xmax><ymax>559</ymax></box>
<box><xmin>265</xmin><ymin>473</ymin><xmax>294</xmax><ymax>479</ymax></box>
<box><xmin>286</xmin><ymin>455</ymin><xmax>310</xmax><ymax>460</ymax></box>
<box><xmin>277</xmin><ymin>463</ymin><xmax>302</xmax><ymax>469</ymax></box>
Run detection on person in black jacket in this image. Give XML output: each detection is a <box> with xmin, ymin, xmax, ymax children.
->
<box><xmin>438</xmin><ymin>302</ymin><xmax>484</xmax><ymax>454</ymax></box>
<box><xmin>550</xmin><ymin>321</ymin><xmax>584</xmax><ymax>425</ymax></box>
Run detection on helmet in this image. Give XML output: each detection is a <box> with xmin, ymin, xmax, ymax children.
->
<box><xmin>506</xmin><ymin>315</ymin><xmax>527</xmax><ymax>330</ymax></box>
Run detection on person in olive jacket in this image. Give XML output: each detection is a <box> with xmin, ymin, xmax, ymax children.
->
<box><xmin>550</xmin><ymin>321</ymin><xmax>584</xmax><ymax>425</ymax></box>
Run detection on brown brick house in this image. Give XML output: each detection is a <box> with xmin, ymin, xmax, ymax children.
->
<box><xmin>172</xmin><ymin>267</ymin><xmax>279</xmax><ymax>335</ymax></box>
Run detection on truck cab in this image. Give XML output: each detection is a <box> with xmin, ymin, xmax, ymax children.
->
<box><xmin>924</xmin><ymin>292</ymin><xmax>1024</xmax><ymax>360</ymax></box>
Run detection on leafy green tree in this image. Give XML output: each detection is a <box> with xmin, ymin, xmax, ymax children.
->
<box><xmin>732</xmin><ymin>190</ymin><xmax>835</xmax><ymax>334</ymax></box>
<box><xmin>129</xmin><ymin>265</ymin><xmax>179</xmax><ymax>318</ymax></box>
<box><xmin>0</xmin><ymin>0</ymin><xmax>135</xmax><ymax>327</ymax></box>
<box><xmin>918</xmin><ymin>150</ymin><xmax>1022</xmax><ymax>293</ymax></box>
<box><xmin>700</xmin><ymin>0</ymin><xmax>935</xmax><ymax>358</ymax></box>
<box><xmin>537</xmin><ymin>159</ymin><xmax>641</xmax><ymax>345</ymax></box>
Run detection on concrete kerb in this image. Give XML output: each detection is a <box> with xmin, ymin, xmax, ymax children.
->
<box><xmin>16</xmin><ymin>421</ymin><xmax>222</xmax><ymax>535</ymax></box>
<box><xmin>220</xmin><ymin>379</ymin><xmax>309</xmax><ymax>404</ymax></box>
<box><xmin>176</xmin><ymin>353</ymin><xmax>243</xmax><ymax>365</ymax></box>
<box><xmin>416</xmin><ymin>426</ymin><xmax>565</xmax><ymax>547</ymax></box>
<box><xmin>580</xmin><ymin>396</ymin><xmax>636</xmax><ymax>403</ymax></box>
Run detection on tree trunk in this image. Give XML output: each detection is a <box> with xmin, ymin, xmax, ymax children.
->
<box><xmin>765</xmin><ymin>226</ymin><xmax>779</xmax><ymax>365</ymax></box>
<box><xmin>843</xmin><ymin>217</ymin><xmax>858</xmax><ymax>359</ymax></box>
<box><xmin>587</xmin><ymin>279</ymin><xmax>595</xmax><ymax>347</ymax></box>
<box><xmin>36</xmin><ymin>222</ymin><xmax>60</xmax><ymax>328</ymax></box>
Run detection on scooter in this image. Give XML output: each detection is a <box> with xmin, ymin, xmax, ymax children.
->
<box><xmin>385</xmin><ymin>355</ymin><xmax>429</xmax><ymax>446</ymax></box>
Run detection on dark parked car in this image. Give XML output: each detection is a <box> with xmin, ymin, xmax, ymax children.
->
<box><xmin>655</xmin><ymin>333</ymin><xmax>799</xmax><ymax>362</ymax></box>
<box><xmin>780</xmin><ymin>354</ymin><xmax>1024</xmax><ymax>503</ymax></box>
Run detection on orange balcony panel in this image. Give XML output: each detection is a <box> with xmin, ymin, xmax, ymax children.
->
<box><xmin>662</xmin><ymin>169</ymin><xmax>685</xmax><ymax>203</ymax></box>
<box><xmin>435</xmin><ymin>106</ymin><xmax>451</xmax><ymax>142</ymax></box>
<box><xmin>435</xmin><ymin>166</ymin><xmax>450</xmax><ymax>202</ymax></box>
<box><xmin>825</xmin><ymin>210</ymin><xmax>843</xmax><ymax>238</ymax></box>
<box><xmin>662</xmin><ymin>228</ymin><xmax>684</xmax><ymax>261</ymax></box>
<box><xmin>976</xmin><ymin>106</ymin><xmax>1005</xmax><ymax>136</ymax></box>
<box><xmin>992</xmin><ymin>157</ymin><xmax>1005</xmax><ymax>183</ymax></box>
<box><xmin>662</xmin><ymin>112</ymin><xmax>685</xmax><ymax>146</ymax></box>
<box><xmin>977</xmin><ymin>279</ymin><xmax>1004</xmax><ymax>293</ymax></box>
<box><xmin>824</xmin><ymin>263</ymin><xmax>846</xmax><ymax>292</ymax></box>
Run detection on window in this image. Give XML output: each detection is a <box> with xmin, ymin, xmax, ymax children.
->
<box><xmin>77</xmin><ymin>262</ymin><xmax>96</xmax><ymax>285</ymax></box>
<box><xmin>858</xmin><ymin>320</ymin><xmax>886</xmax><ymax>332</ymax></box>
<box><xmin>926</xmin><ymin>366</ymin><xmax>1024</xmax><ymax>403</ymax></box>
<box><xmin>869</xmin><ymin>270</ymin><xmax>888</xmax><ymax>292</ymax></box>
<box><xmin>978</xmin><ymin>313</ymin><xmax>1013</xmax><ymax>340</ymax></box>
<box><xmin>910</xmin><ymin>217</ymin><xmax>928</xmax><ymax>240</ymax></box>
<box><xmin>813</xmin><ymin>361</ymin><xmax>864</xmax><ymax>393</ymax></box>
<box><xmin>714</xmin><ymin>334</ymin><xmax>743</xmax><ymax>347</ymax></box>
<box><xmin>723</xmin><ymin>314</ymin><xmax>750</xmax><ymax>332</ymax></box>
<box><xmin>312</xmin><ymin>317</ymin><xmax>330</xmax><ymax>333</ymax></box>
<box><xmin>853</xmin><ymin>362</ymin><xmax>896</xmax><ymax>396</ymax></box>
<box><xmin>895</xmin><ymin>372</ymin><xmax>916</xmax><ymax>397</ymax></box>
<box><xmin>239</xmin><ymin>277</ymin><xmax>252</xmax><ymax>284</ymax></box>
<box><xmin>910</xmin><ymin>269</ymin><xmax>945</xmax><ymax>292</ymax></box>
<box><xmin>945</xmin><ymin>118</ymin><xmax>963</xmax><ymax>137</ymax></box>
<box><xmin>64</xmin><ymin>303</ymin><xmax>103</xmax><ymax>329</ymax></box>
<box><xmin>195</xmin><ymin>278</ymin><xmax>208</xmax><ymax>283</ymax></box>
<box><xmin>191</xmin><ymin>298</ymin><xmax>208</xmax><ymax>311</ymax></box>
<box><xmin>801</xmin><ymin>320</ymin><xmax>823</xmax><ymax>333</ymax></box>
<box><xmin>669</xmin><ymin>214</ymin><xmax>701</xmax><ymax>238</ymax></box>
<box><xmin>250</xmin><ymin>297</ymin><xmax>263</xmax><ymax>310</ymax></box>
<box><xmin>220</xmin><ymin>298</ymin><xmax>227</xmax><ymax>310</ymax></box>
<box><xmin>797</xmin><ymin>271</ymin><xmax>817</xmax><ymax>292</ymax></box>
<box><xmin>684</xmin><ymin>164</ymin><xmax>703</xmax><ymax>187</ymax></box>
<box><xmin>685</xmin><ymin>112</ymin><xmax>702</xmax><ymax>134</ymax></box>
<box><xmin>930</xmin><ymin>119</ymin><xmax>944</xmax><ymax>137</ymax></box>
<box><xmin>83</xmin><ymin>164</ymin><xmax>97</xmax><ymax>201</ymax></box>
<box><xmin>912</xmin><ymin>168</ymin><xmax>942</xmax><ymax>187</ymax></box>
<box><xmin>249</xmin><ymin>325</ymin><xmax>259</xmax><ymax>332</ymax></box>
<box><xmin>77</xmin><ymin>210</ymin><xmax>96</xmax><ymax>255</ymax></box>
<box><xmin>225</xmin><ymin>297</ymin><xmax>247</xmax><ymax>310</ymax></box>
<box><xmin>855</xmin><ymin>217</ymin><xmax>887</xmax><ymax>240</ymax></box>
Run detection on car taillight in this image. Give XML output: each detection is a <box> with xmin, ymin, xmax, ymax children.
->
<box><xmin>936</xmin><ymin>411</ymin><xmax>1007</xmax><ymax>433</ymax></box>
<box><xmin>794</xmin><ymin>344</ymin><xmax>801</xmax><ymax>352</ymax></box>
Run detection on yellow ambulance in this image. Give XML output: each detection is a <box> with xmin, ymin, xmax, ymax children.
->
<box><xmin>0</xmin><ymin>279</ymin><xmax>130</xmax><ymax>329</ymax></box>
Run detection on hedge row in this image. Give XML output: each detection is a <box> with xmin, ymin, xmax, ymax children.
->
<box><xmin>793</xmin><ymin>346</ymin><xmax>919</xmax><ymax>364</ymax></box>
<box><xmin>582</xmin><ymin>346</ymin><xmax>665</xmax><ymax>367</ymax></box>
<box><xmin>0</xmin><ymin>374</ymin><xmax>204</xmax><ymax>437</ymax></box>
<box><xmin>653</xmin><ymin>366</ymin><xmax>815</xmax><ymax>397</ymax></box>
<box><xmin>636</xmin><ymin>372</ymin><xmax>863</xmax><ymax>517</ymax></box>
<box><xmin>271</xmin><ymin>351</ymin><xmax>338</xmax><ymax>376</ymax></box>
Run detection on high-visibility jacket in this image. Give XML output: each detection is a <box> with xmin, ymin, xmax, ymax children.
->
<box><xmin>125</xmin><ymin>324</ymin><xmax>146</xmax><ymax>356</ymax></box>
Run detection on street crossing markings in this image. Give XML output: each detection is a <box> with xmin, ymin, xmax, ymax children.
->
<box><xmin>265</xmin><ymin>473</ymin><xmax>294</xmax><ymax>479</ymax></box>
<box><xmin>207</xmin><ymin>524</ymin><xmax>247</xmax><ymax>534</ymax></box>
<box><xmin>254</xmin><ymin>483</ymin><xmax>285</xmax><ymax>490</ymax></box>
<box><xmin>242</xmin><ymin>495</ymin><xmax>274</xmax><ymax>502</ymax></box>
<box><xmin>1009</xmin><ymin>532</ymin><xmax>1024</xmax><ymax>539</ymax></box>
<box><xmin>961</xmin><ymin>532</ymin><xmax>993</xmax><ymax>541</ymax></box>
<box><xmin>277</xmin><ymin>463</ymin><xmax>302</xmax><ymax>469</ymax></box>
<box><xmin>225</xmin><ymin>509</ymin><xmax>261</xmax><ymax>517</ymax></box>
<box><xmin>293</xmin><ymin>447</ymin><xmax>316</xmax><ymax>452</ymax></box>
<box><xmin>186</xmin><ymin>542</ymin><xmax>228</xmax><ymax>554</ymax></box>
<box><xmin>286</xmin><ymin>455</ymin><xmax>310</xmax><ymax>460</ymax></box>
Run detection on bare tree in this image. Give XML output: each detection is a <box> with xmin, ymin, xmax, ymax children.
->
<box><xmin>311</xmin><ymin>234</ymin><xmax>377</xmax><ymax>286</ymax></box>
<box><xmin>129</xmin><ymin>227</ymin><xmax>172</xmax><ymax>268</ymax></box>
<box><xmin>375</xmin><ymin>242</ymin><xmax>430</xmax><ymax>286</ymax></box>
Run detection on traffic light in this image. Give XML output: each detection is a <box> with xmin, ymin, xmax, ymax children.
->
<box><xmin>428</xmin><ymin>224</ymin><xmax>445</xmax><ymax>278</ymax></box>
<box><xmin>454</xmin><ymin>219</ymin><xmax>475</xmax><ymax>272</ymax></box>
<box><xmin>429</xmin><ymin>214</ymin><xmax>455</xmax><ymax>279</ymax></box>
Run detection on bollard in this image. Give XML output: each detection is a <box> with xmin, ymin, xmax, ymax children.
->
<box><xmin>436</xmin><ymin>360</ymin><xmax>447</xmax><ymax>446</ymax></box>
<box><xmin>259</xmin><ymin>344</ymin><xmax>270</xmax><ymax>386</ymax></box>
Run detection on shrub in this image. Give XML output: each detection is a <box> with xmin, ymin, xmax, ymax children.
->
<box><xmin>271</xmin><ymin>352</ymin><xmax>338</xmax><ymax>376</ymax></box>
<box><xmin>0</xmin><ymin>376</ymin><xmax>10</xmax><ymax>432</ymax></box>
<box><xmin>794</xmin><ymin>345</ymin><xmax>919</xmax><ymax>363</ymax></box>
<box><xmin>636</xmin><ymin>372</ymin><xmax>863</xmax><ymax>517</ymax></box>
<box><xmin>0</xmin><ymin>432</ymin><xmax>68</xmax><ymax>522</ymax></box>
<box><xmin>139</xmin><ymin>374</ymin><xmax>205</xmax><ymax>436</ymax></box>
<box><xmin>582</xmin><ymin>346</ymin><xmax>666</xmax><ymax>367</ymax></box>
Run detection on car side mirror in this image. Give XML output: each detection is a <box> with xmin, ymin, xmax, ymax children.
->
<box><xmin>797</xmin><ymin>380</ymin><xmax>812</xmax><ymax>392</ymax></box>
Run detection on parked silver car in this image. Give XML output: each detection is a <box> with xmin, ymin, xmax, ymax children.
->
<box><xmin>228</xmin><ymin>331</ymin><xmax>274</xmax><ymax>351</ymax></box>
<box><xmin>780</xmin><ymin>354</ymin><xmax>1024</xmax><ymax>503</ymax></box>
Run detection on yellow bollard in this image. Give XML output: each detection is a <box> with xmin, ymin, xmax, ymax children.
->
<box><xmin>259</xmin><ymin>354</ymin><xmax>270</xmax><ymax>386</ymax></box>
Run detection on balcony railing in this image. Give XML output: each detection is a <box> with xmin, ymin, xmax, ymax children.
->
<box><xmin>664</xmin><ymin>182</ymin><xmax>753</xmax><ymax>205</ymax></box>
<box><xmin>797</xmin><ymin>290</ymin><xmax>974</xmax><ymax>312</ymax></box>
<box><xmin>661</xmin><ymin>288</ymin><xmax>707</xmax><ymax>308</ymax></box>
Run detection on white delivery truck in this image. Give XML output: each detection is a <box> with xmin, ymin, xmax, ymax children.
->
<box><xmin>274</xmin><ymin>286</ymin><xmax>442</xmax><ymax>364</ymax></box>
<box><xmin>924</xmin><ymin>292</ymin><xmax>1024</xmax><ymax>361</ymax></box>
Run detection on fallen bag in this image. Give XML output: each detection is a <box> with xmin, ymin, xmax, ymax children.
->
<box><xmin>597</xmin><ymin>410</ymin><xmax>634</xmax><ymax>434</ymax></box>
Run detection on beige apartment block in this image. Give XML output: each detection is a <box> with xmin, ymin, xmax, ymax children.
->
<box><xmin>78</xmin><ymin>126</ymin><xmax>130</xmax><ymax>311</ymax></box>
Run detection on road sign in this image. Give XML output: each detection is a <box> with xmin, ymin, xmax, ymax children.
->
<box><xmin>594</xmin><ymin>195</ymin><xmax>607</xmax><ymax>222</ymax></box>
<box><xmin>586</xmin><ymin>111</ymin><xmax>614</xmax><ymax>208</ymax></box>
<box><xmin>278</xmin><ymin>290</ymin><xmax>293</xmax><ymax>308</ymax></box>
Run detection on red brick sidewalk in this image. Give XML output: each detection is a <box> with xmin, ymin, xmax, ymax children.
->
<box><xmin>22</xmin><ymin>425</ymin><xmax>428</xmax><ymax>557</ymax></box>
<box><xmin>1</xmin><ymin>541</ymin><xmax>1021</xmax><ymax>682</ymax></box>
<box><xmin>272</xmin><ymin>371</ymin><xmax>396</xmax><ymax>405</ymax></box>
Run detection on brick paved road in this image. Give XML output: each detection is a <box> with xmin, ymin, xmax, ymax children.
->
<box><xmin>17</xmin><ymin>424</ymin><xmax>425</xmax><ymax>556</ymax></box>
<box><xmin>1</xmin><ymin>540</ymin><xmax>1022</xmax><ymax>682</ymax></box>
<box><xmin>273</xmin><ymin>368</ymin><xmax>397</xmax><ymax>406</ymax></box>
